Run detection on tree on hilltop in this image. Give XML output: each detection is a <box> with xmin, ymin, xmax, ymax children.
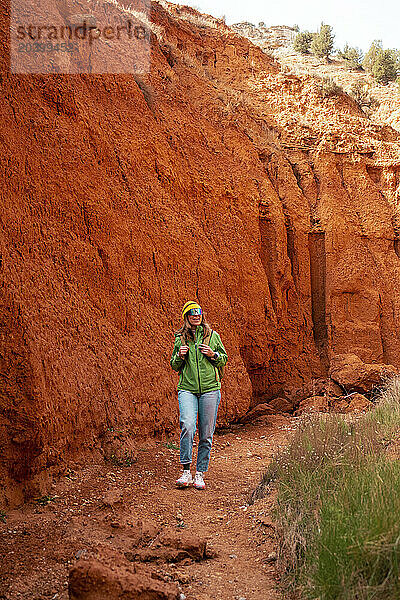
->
<box><xmin>294</xmin><ymin>31</ymin><xmax>313</xmax><ymax>54</ymax></box>
<box><xmin>377</xmin><ymin>50</ymin><xmax>399</xmax><ymax>83</ymax></box>
<box><xmin>337</xmin><ymin>44</ymin><xmax>363</xmax><ymax>69</ymax></box>
<box><xmin>363</xmin><ymin>40</ymin><xmax>399</xmax><ymax>83</ymax></box>
<box><xmin>311</xmin><ymin>23</ymin><xmax>335</xmax><ymax>59</ymax></box>
<box><xmin>363</xmin><ymin>40</ymin><xmax>383</xmax><ymax>72</ymax></box>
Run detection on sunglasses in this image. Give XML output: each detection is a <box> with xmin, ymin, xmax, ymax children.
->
<box><xmin>187</xmin><ymin>308</ymin><xmax>202</xmax><ymax>316</ymax></box>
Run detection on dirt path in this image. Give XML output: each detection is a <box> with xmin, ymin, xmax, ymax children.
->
<box><xmin>0</xmin><ymin>415</ymin><xmax>296</xmax><ymax>600</ymax></box>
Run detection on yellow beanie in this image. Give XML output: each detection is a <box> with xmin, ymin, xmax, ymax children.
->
<box><xmin>182</xmin><ymin>300</ymin><xmax>202</xmax><ymax>319</ymax></box>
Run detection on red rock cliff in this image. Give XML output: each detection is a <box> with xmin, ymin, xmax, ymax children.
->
<box><xmin>1</xmin><ymin>0</ymin><xmax>400</xmax><ymax>504</ymax></box>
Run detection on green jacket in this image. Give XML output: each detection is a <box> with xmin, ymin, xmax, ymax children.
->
<box><xmin>170</xmin><ymin>325</ymin><xmax>228</xmax><ymax>394</ymax></box>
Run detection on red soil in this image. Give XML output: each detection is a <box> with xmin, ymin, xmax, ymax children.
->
<box><xmin>1</xmin><ymin>0</ymin><xmax>400</xmax><ymax>504</ymax></box>
<box><xmin>0</xmin><ymin>416</ymin><xmax>293</xmax><ymax>600</ymax></box>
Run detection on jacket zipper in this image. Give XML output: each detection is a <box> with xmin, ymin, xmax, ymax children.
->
<box><xmin>195</xmin><ymin>330</ymin><xmax>202</xmax><ymax>395</ymax></box>
<box><xmin>195</xmin><ymin>342</ymin><xmax>202</xmax><ymax>395</ymax></box>
<box><xmin>208</xmin><ymin>330</ymin><xmax>217</xmax><ymax>384</ymax></box>
<box><xmin>207</xmin><ymin>330</ymin><xmax>219</xmax><ymax>384</ymax></box>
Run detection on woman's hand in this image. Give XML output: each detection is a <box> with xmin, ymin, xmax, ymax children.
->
<box><xmin>179</xmin><ymin>345</ymin><xmax>189</xmax><ymax>359</ymax></box>
<box><xmin>199</xmin><ymin>344</ymin><xmax>215</xmax><ymax>358</ymax></box>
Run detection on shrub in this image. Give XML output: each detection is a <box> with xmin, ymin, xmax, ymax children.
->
<box><xmin>311</xmin><ymin>23</ymin><xmax>334</xmax><ymax>59</ymax></box>
<box><xmin>252</xmin><ymin>376</ymin><xmax>400</xmax><ymax>599</ymax></box>
<box><xmin>349</xmin><ymin>81</ymin><xmax>379</xmax><ymax>112</ymax></box>
<box><xmin>349</xmin><ymin>81</ymin><xmax>369</xmax><ymax>105</ymax></box>
<box><xmin>337</xmin><ymin>43</ymin><xmax>363</xmax><ymax>69</ymax></box>
<box><xmin>321</xmin><ymin>76</ymin><xmax>342</xmax><ymax>97</ymax></box>
<box><xmin>294</xmin><ymin>31</ymin><xmax>313</xmax><ymax>54</ymax></box>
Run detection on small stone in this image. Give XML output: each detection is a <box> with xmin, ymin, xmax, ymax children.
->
<box><xmin>266</xmin><ymin>551</ymin><xmax>277</xmax><ymax>562</ymax></box>
<box><xmin>102</xmin><ymin>489</ymin><xmax>123</xmax><ymax>507</ymax></box>
<box><xmin>74</xmin><ymin>549</ymin><xmax>88</xmax><ymax>560</ymax></box>
<box><xmin>176</xmin><ymin>571</ymin><xmax>190</xmax><ymax>584</ymax></box>
<box><xmin>258</xmin><ymin>515</ymin><xmax>274</xmax><ymax>527</ymax></box>
<box><xmin>229</xmin><ymin>554</ymin><xmax>237</xmax><ymax>559</ymax></box>
<box><xmin>179</xmin><ymin>594</ymin><xmax>186</xmax><ymax>600</ymax></box>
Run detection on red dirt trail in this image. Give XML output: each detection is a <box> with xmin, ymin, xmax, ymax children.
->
<box><xmin>0</xmin><ymin>415</ymin><xmax>295</xmax><ymax>600</ymax></box>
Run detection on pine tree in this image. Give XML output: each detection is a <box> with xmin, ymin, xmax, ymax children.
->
<box><xmin>363</xmin><ymin>40</ymin><xmax>383</xmax><ymax>73</ymax></box>
<box><xmin>378</xmin><ymin>50</ymin><xmax>398</xmax><ymax>83</ymax></box>
<box><xmin>311</xmin><ymin>23</ymin><xmax>335</xmax><ymax>59</ymax></box>
<box><xmin>364</xmin><ymin>41</ymin><xmax>399</xmax><ymax>83</ymax></box>
<box><xmin>294</xmin><ymin>31</ymin><xmax>313</xmax><ymax>54</ymax></box>
<box><xmin>337</xmin><ymin>44</ymin><xmax>363</xmax><ymax>69</ymax></box>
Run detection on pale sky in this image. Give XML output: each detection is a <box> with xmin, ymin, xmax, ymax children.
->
<box><xmin>183</xmin><ymin>0</ymin><xmax>399</xmax><ymax>52</ymax></box>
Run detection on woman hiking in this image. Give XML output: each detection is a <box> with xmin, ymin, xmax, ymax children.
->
<box><xmin>170</xmin><ymin>301</ymin><xmax>228</xmax><ymax>490</ymax></box>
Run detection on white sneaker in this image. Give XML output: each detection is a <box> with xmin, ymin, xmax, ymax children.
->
<box><xmin>193</xmin><ymin>471</ymin><xmax>206</xmax><ymax>490</ymax></box>
<box><xmin>176</xmin><ymin>469</ymin><xmax>193</xmax><ymax>487</ymax></box>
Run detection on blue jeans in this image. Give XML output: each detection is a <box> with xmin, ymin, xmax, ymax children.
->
<box><xmin>178</xmin><ymin>389</ymin><xmax>221</xmax><ymax>472</ymax></box>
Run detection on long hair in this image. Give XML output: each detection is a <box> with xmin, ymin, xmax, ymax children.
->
<box><xmin>175</xmin><ymin>312</ymin><xmax>212</xmax><ymax>343</ymax></box>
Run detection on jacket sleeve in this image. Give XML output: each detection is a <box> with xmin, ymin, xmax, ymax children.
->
<box><xmin>211</xmin><ymin>332</ymin><xmax>227</xmax><ymax>368</ymax></box>
<box><xmin>170</xmin><ymin>335</ymin><xmax>185</xmax><ymax>372</ymax></box>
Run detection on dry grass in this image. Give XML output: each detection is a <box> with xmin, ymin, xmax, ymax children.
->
<box><xmin>156</xmin><ymin>0</ymin><xmax>231</xmax><ymax>37</ymax></box>
<box><xmin>97</xmin><ymin>0</ymin><xmax>165</xmax><ymax>40</ymax></box>
<box><xmin>252</xmin><ymin>376</ymin><xmax>400</xmax><ymax>599</ymax></box>
<box><xmin>320</xmin><ymin>76</ymin><xmax>343</xmax><ymax>98</ymax></box>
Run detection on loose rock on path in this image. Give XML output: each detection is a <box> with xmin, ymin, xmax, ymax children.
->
<box><xmin>0</xmin><ymin>414</ymin><xmax>296</xmax><ymax>600</ymax></box>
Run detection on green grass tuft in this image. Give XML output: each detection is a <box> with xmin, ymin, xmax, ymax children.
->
<box><xmin>164</xmin><ymin>440</ymin><xmax>179</xmax><ymax>451</ymax></box>
<box><xmin>34</xmin><ymin>495</ymin><xmax>56</xmax><ymax>506</ymax></box>
<box><xmin>107</xmin><ymin>451</ymin><xmax>135</xmax><ymax>467</ymax></box>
